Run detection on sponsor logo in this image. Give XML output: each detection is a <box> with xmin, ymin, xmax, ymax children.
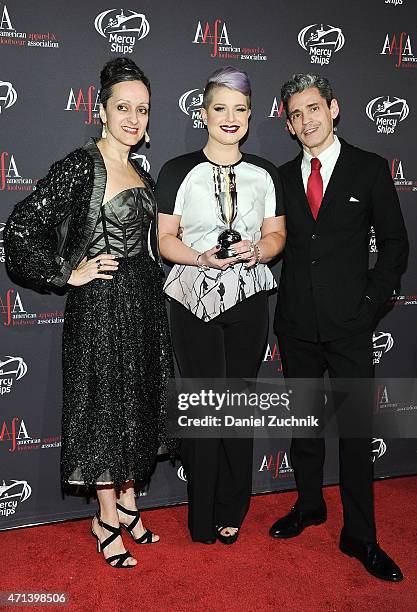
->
<box><xmin>366</xmin><ymin>96</ymin><xmax>409</xmax><ymax>134</ymax></box>
<box><xmin>298</xmin><ymin>23</ymin><xmax>345</xmax><ymax>64</ymax></box>
<box><xmin>381</xmin><ymin>32</ymin><xmax>416</xmax><ymax>68</ymax></box>
<box><xmin>192</xmin><ymin>19</ymin><xmax>267</xmax><ymax>61</ymax></box>
<box><xmin>0</xmin><ymin>288</ymin><xmax>64</xmax><ymax>327</ymax></box>
<box><xmin>390</xmin><ymin>158</ymin><xmax>417</xmax><ymax>192</ymax></box>
<box><xmin>372</xmin><ymin>331</ymin><xmax>394</xmax><ymax>364</ymax></box>
<box><xmin>259</xmin><ymin>450</ymin><xmax>293</xmax><ymax>479</ymax></box>
<box><xmin>178</xmin><ymin>88</ymin><xmax>205</xmax><ymax>129</ymax></box>
<box><xmin>375</xmin><ymin>384</ymin><xmax>417</xmax><ymax>414</ymax></box>
<box><xmin>0</xmin><ymin>152</ymin><xmax>36</xmax><ymax>192</ymax></box>
<box><xmin>263</xmin><ymin>342</ymin><xmax>283</xmax><ymax>374</ymax></box>
<box><xmin>130</xmin><ymin>152</ymin><xmax>150</xmax><ymax>173</ymax></box>
<box><xmin>371</xmin><ymin>438</ymin><xmax>387</xmax><ymax>462</ymax></box>
<box><xmin>0</xmin><ymin>80</ymin><xmax>17</xmax><ymax>114</ymax></box>
<box><xmin>0</xmin><ymin>3</ymin><xmax>59</xmax><ymax>49</ymax></box>
<box><xmin>0</xmin><ymin>221</ymin><xmax>4</xmax><ymax>263</ymax></box>
<box><xmin>369</xmin><ymin>226</ymin><xmax>377</xmax><ymax>253</ymax></box>
<box><xmin>0</xmin><ymin>479</ymin><xmax>32</xmax><ymax>516</ymax></box>
<box><xmin>268</xmin><ymin>97</ymin><xmax>288</xmax><ymax>130</ymax></box>
<box><xmin>0</xmin><ymin>417</ymin><xmax>36</xmax><ymax>451</ymax></box>
<box><xmin>65</xmin><ymin>85</ymin><xmax>100</xmax><ymax>126</ymax></box>
<box><xmin>389</xmin><ymin>289</ymin><xmax>417</xmax><ymax>307</ymax></box>
<box><xmin>177</xmin><ymin>465</ymin><xmax>187</xmax><ymax>482</ymax></box>
<box><xmin>94</xmin><ymin>9</ymin><xmax>149</xmax><ymax>54</ymax></box>
<box><xmin>0</xmin><ymin>355</ymin><xmax>27</xmax><ymax>396</ymax></box>
<box><xmin>0</xmin><ymin>416</ymin><xmax>61</xmax><ymax>452</ymax></box>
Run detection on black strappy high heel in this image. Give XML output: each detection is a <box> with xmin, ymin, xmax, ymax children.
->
<box><xmin>116</xmin><ymin>502</ymin><xmax>159</xmax><ymax>544</ymax></box>
<box><xmin>91</xmin><ymin>513</ymin><xmax>136</xmax><ymax>568</ymax></box>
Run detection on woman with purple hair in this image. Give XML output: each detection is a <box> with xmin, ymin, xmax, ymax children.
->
<box><xmin>156</xmin><ymin>67</ymin><xmax>286</xmax><ymax>544</ymax></box>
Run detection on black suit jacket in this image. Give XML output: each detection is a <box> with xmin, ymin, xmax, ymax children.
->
<box><xmin>274</xmin><ymin>138</ymin><xmax>408</xmax><ymax>342</ymax></box>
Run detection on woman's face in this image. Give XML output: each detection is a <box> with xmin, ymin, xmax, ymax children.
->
<box><xmin>100</xmin><ymin>80</ymin><xmax>149</xmax><ymax>147</ymax></box>
<box><xmin>201</xmin><ymin>86</ymin><xmax>251</xmax><ymax>147</ymax></box>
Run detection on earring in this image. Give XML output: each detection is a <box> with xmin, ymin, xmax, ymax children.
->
<box><xmin>101</xmin><ymin>123</ymin><xmax>107</xmax><ymax>139</ymax></box>
<box><xmin>144</xmin><ymin>130</ymin><xmax>150</xmax><ymax>144</ymax></box>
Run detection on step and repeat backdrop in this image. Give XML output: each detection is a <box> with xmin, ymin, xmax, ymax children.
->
<box><xmin>1</xmin><ymin>0</ymin><xmax>416</xmax><ymax>529</ymax></box>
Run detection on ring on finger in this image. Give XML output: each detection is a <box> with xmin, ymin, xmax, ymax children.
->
<box><xmin>96</xmin><ymin>260</ymin><xmax>102</xmax><ymax>270</ymax></box>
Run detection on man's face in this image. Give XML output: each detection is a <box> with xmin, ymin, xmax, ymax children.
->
<box><xmin>286</xmin><ymin>86</ymin><xmax>339</xmax><ymax>155</ymax></box>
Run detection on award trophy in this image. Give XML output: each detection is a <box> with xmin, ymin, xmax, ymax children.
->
<box><xmin>213</xmin><ymin>166</ymin><xmax>241</xmax><ymax>259</ymax></box>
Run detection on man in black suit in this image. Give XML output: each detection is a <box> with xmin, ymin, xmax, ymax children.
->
<box><xmin>269</xmin><ymin>74</ymin><xmax>408</xmax><ymax>582</ymax></box>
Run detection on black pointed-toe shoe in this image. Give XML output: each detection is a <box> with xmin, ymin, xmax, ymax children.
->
<box><xmin>269</xmin><ymin>503</ymin><xmax>327</xmax><ymax>539</ymax></box>
<box><xmin>339</xmin><ymin>530</ymin><xmax>403</xmax><ymax>582</ymax></box>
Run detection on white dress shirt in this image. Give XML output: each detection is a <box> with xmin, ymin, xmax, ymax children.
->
<box><xmin>301</xmin><ymin>134</ymin><xmax>341</xmax><ymax>194</ymax></box>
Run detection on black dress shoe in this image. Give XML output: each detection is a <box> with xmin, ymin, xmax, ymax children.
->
<box><xmin>269</xmin><ymin>503</ymin><xmax>327</xmax><ymax>539</ymax></box>
<box><xmin>339</xmin><ymin>530</ymin><xmax>403</xmax><ymax>582</ymax></box>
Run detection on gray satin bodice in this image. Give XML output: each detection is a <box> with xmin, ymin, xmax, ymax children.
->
<box><xmin>88</xmin><ymin>186</ymin><xmax>155</xmax><ymax>258</ymax></box>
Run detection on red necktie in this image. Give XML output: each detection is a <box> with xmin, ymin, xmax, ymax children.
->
<box><xmin>306</xmin><ymin>157</ymin><xmax>323</xmax><ymax>220</ymax></box>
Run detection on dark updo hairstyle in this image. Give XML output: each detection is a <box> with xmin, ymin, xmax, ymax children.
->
<box><xmin>99</xmin><ymin>57</ymin><xmax>150</xmax><ymax>108</ymax></box>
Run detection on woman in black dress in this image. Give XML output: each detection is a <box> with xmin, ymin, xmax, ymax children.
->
<box><xmin>4</xmin><ymin>58</ymin><xmax>173</xmax><ymax>568</ymax></box>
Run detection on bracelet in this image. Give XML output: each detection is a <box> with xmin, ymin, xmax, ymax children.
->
<box><xmin>254</xmin><ymin>243</ymin><xmax>262</xmax><ymax>264</ymax></box>
<box><xmin>196</xmin><ymin>252</ymin><xmax>210</xmax><ymax>271</ymax></box>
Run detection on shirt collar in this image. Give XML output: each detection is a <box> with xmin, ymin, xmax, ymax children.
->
<box><xmin>302</xmin><ymin>134</ymin><xmax>340</xmax><ymax>168</ymax></box>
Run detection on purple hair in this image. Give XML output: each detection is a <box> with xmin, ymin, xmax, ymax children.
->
<box><xmin>202</xmin><ymin>66</ymin><xmax>251</xmax><ymax>109</ymax></box>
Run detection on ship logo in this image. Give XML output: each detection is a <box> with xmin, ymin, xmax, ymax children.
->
<box><xmin>298</xmin><ymin>24</ymin><xmax>345</xmax><ymax>52</ymax></box>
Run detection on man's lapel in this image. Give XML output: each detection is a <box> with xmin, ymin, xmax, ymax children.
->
<box><xmin>285</xmin><ymin>151</ymin><xmax>313</xmax><ymax>219</ymax></box>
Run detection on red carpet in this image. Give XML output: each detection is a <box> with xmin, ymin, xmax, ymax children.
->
<box><xmin>2</xmin><ymin>477</ymin><xmax>416</xmax><ymax>612</ymax></box>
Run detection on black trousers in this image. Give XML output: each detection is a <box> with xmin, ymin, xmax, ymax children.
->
<box><xmin>277</xmin><ymin>331</ymin><xmax>377</xmax><ymax>543</ymax></box>
<box><xmin>170</xmin><ymin>293</ymin><xmax>269</xmax><ymax>540</ymax></box>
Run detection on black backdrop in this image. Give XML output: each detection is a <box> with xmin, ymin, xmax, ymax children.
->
<box><xmin>1</xmin><ymin>0</ymin><xmax>416</xmax><ymax>529</ymax></box>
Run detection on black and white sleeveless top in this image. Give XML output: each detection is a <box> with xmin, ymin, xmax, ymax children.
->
<box><xmin>156</xmin><ymin>150</ymin><xmax>284</xmax><ymax>321</ymax></box>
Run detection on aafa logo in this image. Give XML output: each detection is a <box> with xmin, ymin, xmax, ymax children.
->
<box><xmin>0</xmin><ymin>4</ymin><xmax>13</xmax><ymax>30</ymax></box>
<box><xmin>0</xmin><ymin>221</ymin><xmax>5</xmax><ymax>263</ymax></box>
<box><xmin>0</xmin><ymin>4</ymin><xmax>58</xmax><ymax>48</ymax></box>
<box><xmin>268</xmin><ymin>97</ymin><xmax>285</xmax><ymax>119</ymax></box>
<box><xmin>178</xmin><ymin>89</ymin><xmax>204</xmax><ymax>129</ymax></box>
<box><xmin>372</xmin><ymin>331</ymin><xmax>394</xmax><ymax>364</ymax></box>
<box><xmin>0</xmin><ymin>479</ymin><xmax>32</xmax><ymax>517</ymax></box>
<box><xmin>130</xmin><ymin>153</ymin><xmax>150</xmax><ymax>173</ymax></box>
<box><xmin>0</xmin><ymin>151</ymin><xmax>35</xmax><ymax>192</ymax></box>
<box><xmin>65</xmin><ymin>85</ymin><xmax>100</xmax><ymax>125</ymax></box>
<box><xmin>298</xmin><ymin>24</ymin><xmax>345</xmax><ymax>64</ymax></box>
<box><xmin>263</xmin><ymin>342</ymin><xmax>283</xmax><ymax>373</ymax></box>
<box><xmin>193</xmin><ymin>19</ymin><xmax>267</xmax><ymax>62</ymax></box>
<box><xmin>0</xmin><ymin>80</ymin><xmax>17</xmax><ymax>114</ymax></box>
<box><xmin>94</xmin><ymin>9</ymin><xmax>149</xmax><ymax>54</ymax></box>
<box><xmin>193</xmin><ymin>19</ymin><xmax>231</xmax><ymax>58</ymax></box>
<box><xmin>381</xmin><ymin>32</ymin><xmax>416</xmax><ymax>68</ymax></box>
<box><xmin>0</xmin><ymin>417</ymin><xmax>31</xmax><ymax>451</ymax></box>
<box><xmin>371</xmin><ymin>438</ymin><xmax>387</xmax><ymax>462</ymax></box>
<box><xmin>366</xmin><ymin>96</ymin><xmax>409</xmax><ymax>134</ymax></box>
<box><xmin>259</xmin><ymin>450</ymin><xmax>293</xmax><ymax>479</ymax></box>
<box><xmin>390</xmin><ymin>158</ymin><xmax>416</xmax><ymax>192</ymax></box>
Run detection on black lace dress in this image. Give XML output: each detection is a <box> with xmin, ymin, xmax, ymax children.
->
<box><xmin>61</xmin><ymin>185</ymin><xmax>173</xmax><ymax>487</ymax></box>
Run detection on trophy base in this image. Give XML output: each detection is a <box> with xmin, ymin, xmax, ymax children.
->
<box><xmin>216</xmin><ymin>229</ymin><xmax>241</xmax><ymax>259</ymax></box>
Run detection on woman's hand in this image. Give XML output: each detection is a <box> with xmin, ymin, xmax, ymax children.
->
<box><xmin>198</xmin><ymin>245</ymin><xmax>239</xmax><ymax>271</ymax></box>
<box><xmin>67</xmin><ymin>254</ymin><xmax>119</xmax><ymax>286</ymax></box>
<box><xmin>228</xmin><ymin>239</ymin><xmax>258</xmax><ymax>269</ymax></box>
